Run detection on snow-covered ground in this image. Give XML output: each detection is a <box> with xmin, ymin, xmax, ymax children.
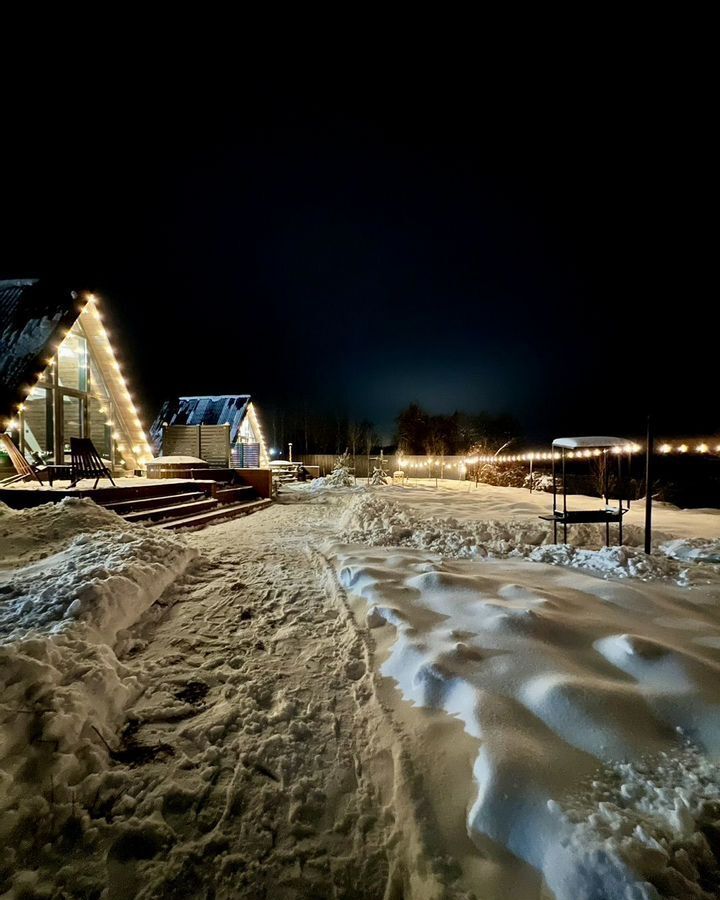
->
<box><xmin>328</xmin><ymin>481</ymin><xmax>720</xmax><ymax>899</ymax></box>
<box><xmin>1</xmin><ymin>481</ymin><xmax>719</xmax><ymax>898</ymax></box>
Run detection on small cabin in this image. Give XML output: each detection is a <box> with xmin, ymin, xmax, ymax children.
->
<box><xmin>151</xmin><ymin>395</ymin><xmax>269</xmax><ymax>468</ymax></box>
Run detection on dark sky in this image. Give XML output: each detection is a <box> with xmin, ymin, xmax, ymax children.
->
<box><xmin>1</xmin><ymin>51</ymin><xmax>715</xmax><ymax>444</ymax></box>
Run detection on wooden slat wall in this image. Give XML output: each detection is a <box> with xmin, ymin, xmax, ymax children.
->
<box><xmin>162</xmin><ymin>425</ymin><xmax>230</xmax><ymax>467</ymax></box>
<box><xmin>163</xmin><ymin>426</ymin><xmax>200</xmax><ymax>458</ymax></box>
<box><xmin>199</xmin><ymin>425</ymin><xmax>231</xmax><ymax>467</ymax></box>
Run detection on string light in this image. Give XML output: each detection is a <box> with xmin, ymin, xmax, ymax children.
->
<box><xmin>397</xmin><ymin>439</ymin><xmax>719</xmax><ymax>472</ymax></box>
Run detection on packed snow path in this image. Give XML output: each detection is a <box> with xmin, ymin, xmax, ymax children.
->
<box><xmin>74</xmin><ymin>498</ymin><xmax>396</xmax><ymax>899</ymax></box>
<box><xmin>7</xmin><ymin>495</ymin><xmax>466</xmax><ymax>900</ymax></box>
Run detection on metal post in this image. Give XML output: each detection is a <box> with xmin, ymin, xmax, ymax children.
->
<box><xmin>562</xmin><ymin>449</ymin><xmax>568</xmax><ymax>543</ymax></box>
<box><xmin>604</xmin><ymin>448</ymin><xmax>610</xmax><ymax>548</ymax></box>
<box><xmin>529</xmin><ymin>456</ymin><xmax>533</xmax><ymax>493</ymax></box>
<box><xmin>644</xmin><ymin>416</ymin><xmax>653</xmax><ymax>554</ymax></box>
<box><xmin>288</xmin><ymin>442</ymin><xmax>293</xmax><ymax>463</ymax></box>
<box><xmin>551</xmin><ymin>448</ymin><xmax>557</xmax><ymax>542</ymax></box>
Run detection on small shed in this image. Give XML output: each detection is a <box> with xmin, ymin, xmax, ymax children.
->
<box><xmin>541</xmin><ymin>436</ymin><xmax>634</xmax><ymax>545</ymax></box>
<box><xmin>151</xmin><ymin>395</ymin><xmax>269</xmax><ymax>468</ymax></box>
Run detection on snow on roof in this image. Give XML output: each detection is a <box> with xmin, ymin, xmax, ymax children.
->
<box><xmin>150</xmin><ymin>395</ymin><xmax>252</xmax><ymax>448</ymax></box>
<box><xmin>0</xmin><ymin>279</ymin><xmax>81</xmax><ymax>420</ymax></box>
<box><xmin>552</xmin><ymin>436</ymin><xmax>633</xmax><ymax>449</ymax></box>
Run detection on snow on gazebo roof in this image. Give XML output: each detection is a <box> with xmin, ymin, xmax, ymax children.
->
<box><xmin>552</xmin><ymin>436</ymin><xmax>633</xmax><ymax>449</ymax></box>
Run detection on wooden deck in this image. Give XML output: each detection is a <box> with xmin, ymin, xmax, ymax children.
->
<box><xmin>0</xmin><ymin>476</ymin><xmax>271</xmax><ymax>529</ymax></box>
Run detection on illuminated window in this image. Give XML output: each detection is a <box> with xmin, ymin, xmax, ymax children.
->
<box><xmin>57</xmin><ymin>328</ymin><xmax>88</xmax><ymax>391</ymax></box>
<box><xmin>23</xmin><ymin>386</ymin><xmax>54</xmax><ymax>463</ymax></box>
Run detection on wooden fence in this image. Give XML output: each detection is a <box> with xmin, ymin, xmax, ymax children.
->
<box><xmin>299</xmin><ymin>454</ymin><xmax>471</xmax><ymax>479</ymax></box>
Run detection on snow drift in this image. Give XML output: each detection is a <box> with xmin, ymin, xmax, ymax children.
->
<box><xmin>0</xmin><ymin>499</ymin><xmax>196</xmax><ymax>853</ymax></box>
<box><xmin>328</xmin><ymin>483</ymin><xmax>720</xmax><ymax>898</ymax></box>
<box><xmin>331</xmin><ymin>542</ymin><xmax>720</xmax><ymax>898</ymax></box>
<box><xmin>340</xmin><ymin>492</ymin><xmax>720</xmax><ymax>586</ymax></box>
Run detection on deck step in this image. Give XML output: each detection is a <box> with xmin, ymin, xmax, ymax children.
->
<box><xmin>102</xmin><ymin>491</ymin><xmax>208</xmax><ymax>513</ymax></box>
<box><xmin>214</xmin><ymin>485</ymin><xmax>256</xmax><ymax>504</ymax></box>
<box><xmin>123</xmin><ymin>498</ymin><xmax>218</xmax><ymax>523</ymax></box>
<box><xmin>154</xmin><ymin>499</ymin><xmax>272</xmax><ymax>531</ymax></box>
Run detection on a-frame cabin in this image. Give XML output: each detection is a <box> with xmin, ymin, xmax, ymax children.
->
<box><xmin>0</xmin><ymin>279</ymin><xmax>154</xmax><ymax>475</ymax></box>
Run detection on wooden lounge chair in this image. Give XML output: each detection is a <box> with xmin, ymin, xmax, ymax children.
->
<box><xmin>0</xmin><ymin>433</ymin><xmax>44</xmax><ymax>486</ymax></box>
<box><xmin>69</xmin><ymin>437</ymin><xmax>116</xmax><ymax>488</ymax></box>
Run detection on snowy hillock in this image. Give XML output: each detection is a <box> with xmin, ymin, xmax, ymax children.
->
<box><xmin>339</xmin><ymin>493</ymin><xmax>720</xmax><ymax>585</ymax></box>
<box><xmin>0</xmin><ymin>499</ymin><xmax>196</xmax><ymax>853</ymax></box>
<box><xmin>331</xmin><ymin>521</ymin><xmax>720</xmax><ymax>898</ymax></box>
<box><xmin>310</xmin><ymin>456</ymin><xmax>355</xmax><ymax>491</ymax></box>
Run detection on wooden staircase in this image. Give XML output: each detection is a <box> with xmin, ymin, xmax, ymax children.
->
<box><xmin>95</xmin><ymin>477</ymin><xmax>270</xmax><ymax>530</ymax></box>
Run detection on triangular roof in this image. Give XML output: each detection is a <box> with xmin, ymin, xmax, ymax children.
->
<box><xmin>1</xmin><ymin>280</ymin><xmax>154</xmax><ymax>467</ymax></box>
<box><xmin>0</xmin><ymin>279</ymin><xmax>83</xmax><ymax>421</ymax></box>
<box><xmin>151</xmin><ymin>395</ymin><xmax>253</xmax><ymax>446</ymax></box>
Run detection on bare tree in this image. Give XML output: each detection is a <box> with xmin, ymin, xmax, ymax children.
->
<box><xmin>348</xmin><ymin>421</ymin><xmax>363</xmax><ymax>473</ymax></box>
<box><xmin>362</xmin><ymin>421</ymin><xmax>377</xmax><ymax>480</ymax></box>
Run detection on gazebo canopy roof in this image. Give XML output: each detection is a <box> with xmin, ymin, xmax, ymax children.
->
<box><xmin>552</xmin><ymin>436</ymin><xmax>632</xmax><ymax>449</ymax></box>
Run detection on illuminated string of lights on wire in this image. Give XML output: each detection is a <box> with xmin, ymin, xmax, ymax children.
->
<box><xmin>397</xmin><ymin>440</ymin><xmax>720</xmax><ymax>470</ymax></box>
<box><xmin>82</xmin><ymin>293</ymin><xmax>155</xmax><ymax>466</ymax></box>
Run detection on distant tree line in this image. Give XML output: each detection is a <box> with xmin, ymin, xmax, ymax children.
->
<box><xmin>267</xmin><ymin>407</ymin><xmax>379</xmax><ymax>458</ymax></box>
<box><xmin>395</xmin><ymin>403</ymin><xmax>522</xmax><ymax>456</ymax></box>
<box><xmin>266</xmin><ymin>401</ymin><xmax>521</xmax><ymax>458</ymax></box>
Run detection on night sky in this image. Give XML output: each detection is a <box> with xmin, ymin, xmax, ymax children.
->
<box><xmin>2</xmin><ymin>56</ymin><xmax>715</xmax><ymax>445</ymax></box>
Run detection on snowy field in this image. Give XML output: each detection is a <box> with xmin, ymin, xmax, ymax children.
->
<box><xmin>0</xmin><ymin>481</ymin><xmax>719</xmax><ymax>898</ymax></box>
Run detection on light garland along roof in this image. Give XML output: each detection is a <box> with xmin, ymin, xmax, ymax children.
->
<box><xmin>80</xmin><ymin>294</ymin><xmax>155</xmax><ymax>467</ymax></box>
<box><xmin>0</xmin><ymin>279</ymin><xmax>154</xmax><ymax>468</ymax></box>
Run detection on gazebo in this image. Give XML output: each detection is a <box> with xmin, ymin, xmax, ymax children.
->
<box><xmin>541</xmin><ymin>436</ymin><xmax>634</xmax><ymax>545</ymax></box>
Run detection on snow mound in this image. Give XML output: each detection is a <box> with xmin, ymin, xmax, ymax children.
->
<box><xmin>528</xmin><ymin>544</ymin><xmax>691</xmax><ymax>583</ymax></box>
<box><xmin>660</xmin><ymin>538</ymin><xmax>720</xmax><ymax>564</ymax></box>
<box><xmin>330</xmin><ymin>540</ymin><xmax>720</xmax><ymax>899</ymax></box>
<box><xmin>340</xmin><ymin>493</ymin><xmax>718</xmax><ymax>585</ymax></box>
<box><xmin>547</xmin><ymin>746</ymin><xmax>720</xmax><ymax>900</ymax></box>
<box><xmin>311</xmin><ymin>465</ymin><xmax>355</xmax><ymax>491</ymax></box>
<box><xmin>0</xmin><ymin>499</ymin><xmax>197</xmax><ymax>850</ymax></box>
<box><xmin>0</xmin><ymin>498</ymin><xmax>124</xmax><ymax>565</ymax></box>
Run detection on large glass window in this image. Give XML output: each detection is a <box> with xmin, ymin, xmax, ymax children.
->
<box><xmin>89</xmin><ymin>354</ymin><xmax>110</xmax><ymax>398</ymax></box>
<box><xmin>57</xmin><ymin>331</ymin><xmax>88</xmax><ymax>391</ymax></box>
<box><xmin>88</xmin><ymin>396</ymin><xmax>112</xmax><ymax>461</ymax></box>
<box><xmin>23</xmin><ymin>386</ymin><xmax>54</xmax><ymax>463</ymax></box>
<box><xmin>62</xmin><ymin>395</ymin><xmax>83</xmax><ymax>459</ymax></box>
